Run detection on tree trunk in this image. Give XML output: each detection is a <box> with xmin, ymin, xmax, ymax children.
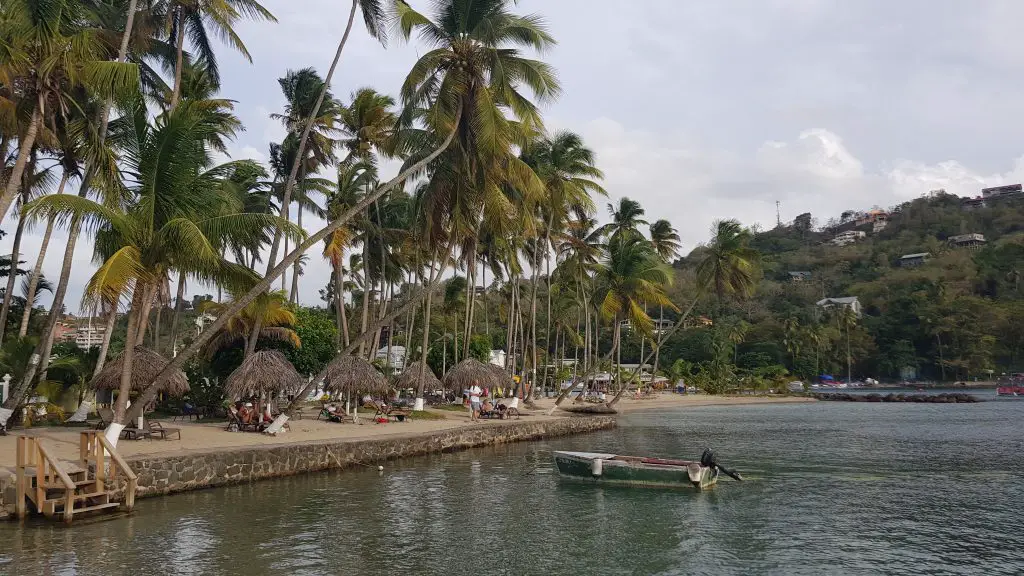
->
<box><xmin>414</xmin><ymin>252</ymin><xmax>443</xmax><ymax>411</ymax></box>
<box><xmin>358</xmin><ymin>239</ymin><xmax>371</xmax><ymax>358</ymax></box>
<box><xmin>289</xmin><ymin>185</ymin><xmax>304</xmax><ymax>304</ymax></box>
<box><xmin>463</xmin><ymin>240</ymin><xmax>477</xmax><ymax>358</ymax></box>
<box><xmin>935</xmin><ymin>332</ymin><xmax>946</xmax><ymax>381</ymax></box>
<box><xmin>111</xmin><ymin>287</ymin><xmax>145</xmax><ymax>426</ymax></box>
<box><xmin>93</xmin><ymin>302</ymin><xmax>118</xmax><ymax>376</ymax></box>
<box><xmin>18</xmin><ymin>170</ymin><xmax>66</xmax><ymax>337</ymax></box>
<box><xmin>133</xmin><ymin>287</ymin><xmax>155</xmax><ymax>347</ymax></box>
<box><xmin>123</xmin><ymin>103</ymin><xmax>463</xmax><ymax>424</ymax></box>
<box><xmin>168</xmin><ymin>272</ymin><xmax>186</xmax><ymax>356</ymax></box>
<box><xmin>525</xmin><ymin>246</ymin><xmax>541</xmax><ymax>400</ymax></box>
<box><xmin>338</xmin><ymin>260</ymin><xmax>350</xmax><ymax>347</ymax></box>
<box><xmin>333</xmin><ymin>262</ymin><xmax>345</xmax><ymax>349</ymax></box>
<box><xmin>652</xmin><ymin>305</ymin><xmax>664</xmax><ymax>378</ymax></box>
<box><xmin>0</xmin><ymin>96</ymin><xmax>42</xmax><ymax>224</ymax></box>
<box><xmin>541</xmin><ymin>232</ymin><xmax>553</xmax><ymax>398</ymax></box>
<box><xmin>169</xmin><ymin>8</ymin><xmax>185</xmax><ymax>111</ymax></box>
<box><xmin>0</xmin><ymin>194</ymin><xmax>29</xmax><ymax>342</ymax></box>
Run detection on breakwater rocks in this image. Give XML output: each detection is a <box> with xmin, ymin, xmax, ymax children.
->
<box><xmin>109</xmin><ymin>416</ymin><xmax>615</xmax><ymax>500</ymax></box>
<box><xmin>810</xmin><ymin>392</ymin><xmax>979</xmax><ymax>403</ymax></box>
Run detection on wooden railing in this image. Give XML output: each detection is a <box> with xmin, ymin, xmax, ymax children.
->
<box><xmin>15</xmin><ymin>436</ymin><xmax>76</xmax><ymax>522</ymax></box>
<box><xmin>80</xmin><ymin>430</ymin><xmax>138</xmax><ymax>512</ymax></box>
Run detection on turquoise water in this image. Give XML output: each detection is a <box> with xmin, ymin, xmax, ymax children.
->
<box><xmin>2</xmin><ymin>400</ymin><xmax>1023</xmax><ymax>575</ymax></box>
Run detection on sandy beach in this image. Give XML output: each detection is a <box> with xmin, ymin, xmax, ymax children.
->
<box><xmin>0</xmin><ymin>394</ymin><xmax>813</xmax><ymax>470</ymax></box>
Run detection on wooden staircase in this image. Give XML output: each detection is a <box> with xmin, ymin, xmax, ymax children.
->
<box><xmin>15</xmin><ymin>431</ymin><xmax>138</xmax><ymax>524</ymax></box>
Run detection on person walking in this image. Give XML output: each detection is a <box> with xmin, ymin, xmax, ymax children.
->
<box><xmin>469</xmin><ymin>380</ymin><xmax>483</xmax><ymax>422</ymax></box>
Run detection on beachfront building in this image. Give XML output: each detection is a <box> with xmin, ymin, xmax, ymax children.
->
<box><xmin>830</xmin><ymin>230</ymin><xmax>866</xmax><ymax>246</ymax></box>
<box><xmin>374</xmin><ymin>345</ymin><xmax>407</xmax><ymax>369</ymax></box>
<box><xmin>816</xmin><ymin>296</ymin><xmax>862</xmax><ymax>317</ymax></box>
<box><xmin>948</xmin><ymin>233</ymin><xmax>986</xmax><ymax>250</ymax></box>
<box><xmin>652</xmin><ymin>318</ymin><xmax>674</xmax><ymax>335</ymax></box>
<box><xmin>899</xmin><ymin>252</ymin><xmax>931</xmax><ymax>268</ymax></box>
<box><xmin>63</xmin><ymin>322</ymin><xmax>105</xmax><ymax>350</ymax></box>
<box><xmin>982</xmin><ymin>183</ymin><xmax>1023</xmax><ymax>201</ymax></box>
<box><xmin>489</xmin><ymin>349</ymin><xmax>507</xmax><ymax>368</ymax></box>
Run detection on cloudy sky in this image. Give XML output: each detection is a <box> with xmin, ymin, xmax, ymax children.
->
<box><xmin>8</xmin><ymin>0</ymin><xmax>1024</xmax><ymax>311</ymax></box>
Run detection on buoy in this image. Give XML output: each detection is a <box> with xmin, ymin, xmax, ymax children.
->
<box><xmin>591</xmin><ymin>458</ymin><xmax>603</xmax><ymax>477</ymax></box>
<box><xmin>378</xmin><ymin>465</ymin><xmax>384</xmax><ymax>471</ymax></box>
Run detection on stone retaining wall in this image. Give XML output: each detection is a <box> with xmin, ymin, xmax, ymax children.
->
<box><xmin>118</xmin><ymin>416</ymin><xmax>615</xmax><ymax>499</ymax></box>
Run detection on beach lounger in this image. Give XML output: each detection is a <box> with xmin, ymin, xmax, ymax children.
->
<box><xmin>148</xmin><ymin>421</ymin><xmax>181</xmax><ymax>440</ymax></box>
<box><xmin>64</xmin><ymin>401</ymin><xmax>94</xmax><ymax>425</ymax></box>
<box><xmin>172</xmin><ymin>403</ymin><xmax>202</xmax><ymax>421</ymax></box>
<box><xmin>122</xmin><ymin>422</ymin><xmax>152</xmax><ymax>441</ymax></box>
<box><xmin>263</xmin><ymin>414</ymin><xmax>289</xmax><ymax>436</ymax></box>
<box><xmin>226</xmin><ymin>407</ymin><xmax>260</xmax><ymax>432</ymax></box>
<box><xmin>0</xmin><ymin>407</ymin><xmax>12</xmax><ymax>435</ymax></box>
<box><xmin>319</xmin><ymin>404</ymin><xmax>353</xmax><ymax>423</ymax></box>
<box><xmin>93</xmin><ymin>408</ymin><xmax>114</xmax><ymax>430</ymax></box>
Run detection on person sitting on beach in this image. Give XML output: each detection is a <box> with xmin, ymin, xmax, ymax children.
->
<box><xmin>238</xmin><ymin>403</ymin><xmax>254</xmax><ymax>424</ymax></box>
<box><xmin>481</xmin><ymin>399</ymin><xmax>494</xmax><ymax>416</ymax></box>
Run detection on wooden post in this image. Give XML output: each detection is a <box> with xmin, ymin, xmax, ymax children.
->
<box><xmin>36</xmin><ymin>449</ymin><xmax>48</xmax><ymax>518</ymax></box>
<box><xmin>15</xmin><ymin>436</ymin><xmax>26</xmax><ymax>519</ymax></box>
<box><xmin>63</xmin><ymin>487</ymin><xmax>74</xmax><ymax>523</ymax></box>
<box><xmin>94</xmin><ymin>432</ymin><xmax>105</xmax><ymax>492</ymax></box>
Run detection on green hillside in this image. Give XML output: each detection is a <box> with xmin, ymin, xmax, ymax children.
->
<box><xmin>662</xmin><ymin>192</ymin><xmax>1024</xmax><ymax>384</ymax></box>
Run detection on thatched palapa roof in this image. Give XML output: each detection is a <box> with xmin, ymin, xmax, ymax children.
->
<box><xmin>324</xmin><ymin>355</ymin><xmax>390</xmax><ymax>395</ymax></box>
<box><xmin>443</xmin><ymin>358</ymin><xmax>513</xmax><ymax>392</ymax></box>
<box><xmin>393</xmin><ymin>361</ymin><xmax>442</xmax><ymax>391</ymax></box>
<box><xmin>91</xmin><ymin>346</ymin><xmax>189</xmax><ymax>397</ymax></box>
<box><xmin>223</xmin><ymin>350</ymin><xmax>305</xmax><ymax>400</ymax></box>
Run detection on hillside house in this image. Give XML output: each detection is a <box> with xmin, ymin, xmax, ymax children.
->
<box><xmin>899</xmin><ymin>253</ymin><xmax>931</xmax><ymax>268</ymax></box>
<box><xmin>788</xmin><ymin>271</ymin><xmax>812</xmax><ymax>282</ymax></box>
<box><xmin>816</xmin><ymin>296</ymin><xmax>862</xmax><ymax>317</ymax></box>
<box><xmin>961</xmin><ymin>196</ymin><xmax>986</xmax><ymax>211</ymax></box>
<box><xmin>831</xmin><ymin>230</ymin><xmax>866</xmax><ymax>246</ymax></box>
<box><xmin>982</xmin><ymin>183</ymin><xmax>1023</xmax><ymax>201</ymax></box>
<box><xmin>948</xmin><ymin>233</ymin><xmax>986</xmax><ymax>250</ymax></box>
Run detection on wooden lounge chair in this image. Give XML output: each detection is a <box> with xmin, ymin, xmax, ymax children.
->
<box><xmin>318</xmin><ymin>404</ymin><xmax>353</xmax><ymax>423</ymax></box>
<box><xmin>93</xmin><ymin>408</ymin><xmax>114</xmax><ymax>430</ymax></box>
<box><xmin>225</xmin><ymin>407</ymin><xmax>260</xmax><ymax>432</ymax></box>
<box><xmin>373</xmin><ymin>401</ymin><xmax>410</xmax><ymax>423</ymax></box>
<box><xmin>148</xmin><ymin>420</ymin><xmax>181</xmax><ymax>440</ymax></box>
<box><xmin>121</xmin><ymin>422</ymin><xmax>152</xmax><ymax>440</ymax></box>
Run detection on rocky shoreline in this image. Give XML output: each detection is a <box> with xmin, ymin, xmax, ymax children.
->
<box><xmin>809</xmin><ymin>392</ymin><xmax>979</xmax><ymax>403</ymax></box>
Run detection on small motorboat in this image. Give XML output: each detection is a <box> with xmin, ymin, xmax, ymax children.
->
<box><xmin>552</xmin><ymin>449</ymin><xmax>742</xmax><ymax>491</ymax></box>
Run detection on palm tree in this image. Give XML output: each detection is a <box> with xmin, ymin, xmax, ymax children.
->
<box><xmin>647</xmin><ymin>219</ymin><xmax>681</xmax><ymax>378</ymax></box>
<box><xmin>695</xmin><ymin>219</ymin><xmax>758</xmax><ymax>316</ymax></box>
<box><xmin>522</xmin><ymin>131</ymin><xmax>604</xmax><ymax>394</ymax></box>
<box><xmin>594</xmin><ymin>236</ymin><xmax>674</xmax><ymax>407</ymax></box>
<box><xmin>599</xmin><ymin>198</ymin><xmax>647</xmax><ymax>247</ymax></box>
<box><xmin>727</xmin><ymin>320</ymin><xmax>750</xmax><ymax>365</ymax></box>
<box><xmin>783</xmin><ymin>316</ymin><xmax>802</xmax><ymax>369</ymax></box>
<box><xmin>0</xmin><ymin>0</ymin><xmax>138</xmax><ymax>222</ymax></box>
<box><xmin>836</xmin><ymin>307</ymin><xmax>858</xmax><ymax>384</ymax></box>
<box><xmin>396</xmin><ymin>0</ymin><xmax>559</xmax><ymax>409</ymax></box>
<box><xmin>14</xmin><ymin>102</ymin><xmax>296</xmax><ymax>427</ymax></box>
<box><xmin>163</xmin><ymin>0</ymin><xmax>277</xmax><ymax>109</ymax></box>
<box><xmin>199</xmin><ymin>289</ymin><xmax>300</xmax><ymax>355</ymax></box>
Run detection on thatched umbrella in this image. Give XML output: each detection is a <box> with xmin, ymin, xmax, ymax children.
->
<box><xmin>393</xmin><ymin>361</ymin><xmax>442</xmax><ymax>392</ymax></box>
<box><xmin>91</xmin><ymin>346</ymin><xmax>189</xmax><ymax>397</ymax></box>
<box><xmin>223</xmin><ymin>350</ymin><xmax>305</xmax><ymax>400</ymax></box>
<box><xmin>323</xmin><ymin>355</ymin><xmax>390</xmax><ymax>396</ymax></box>
<box><xmin>443</xmin><ymin>358</ymin><xmax>502</xmax><ymax>392</ymax></box>
<box><xmin>484</xmin><ymin>362</ymin><xmax>516</xmax><ymax>392</ymax></box>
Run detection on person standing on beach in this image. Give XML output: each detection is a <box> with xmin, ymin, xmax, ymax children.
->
<box><xmin>469</xmin><ymin>381</ymin><xmax>483</xmax><ymax>421</ymax></box>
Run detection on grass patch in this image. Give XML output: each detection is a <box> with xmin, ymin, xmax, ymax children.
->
<box><xmin>433</xmin><ymin>404</ymin><xmax>469</xmax><ymax>412</ymax></box>
<box><xmin>407</xmin><ymin>410</ymin><xmax>447</xmax><ymax>421</ymax></box>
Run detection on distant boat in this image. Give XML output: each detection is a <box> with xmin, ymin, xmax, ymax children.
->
<box><xmin>996</xmin><ymin>385</ymin><xmax>1024</xmax><ymax>397</ymax></box>
<box><xmin>552</xmin><ymin>449</ymin><xmax>741</xmax><ymax>491</ymax></box>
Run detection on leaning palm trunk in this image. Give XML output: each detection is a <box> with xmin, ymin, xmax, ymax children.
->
<box><xmin>289</xmin><ymin>201</ymin><xmax>303</xmax><ymax>303</ymax></box>
<box><xmin>167</xmin><ymin>272</ymin><xmax>186</xmax><ymax>356</ymax></box>
<box><xmin>0</xmin><ymin>197</ymin><xmax>29</xmax><ymax>342</ymax></box>
<box><xmin>123</xmin><ymin>105</ymin><xmax>464</xmax><ymax>424</ymax></box>
<box><xmin>652</xmin><ymin>305</ymin><xmax>665</xmax><ymax>379</ymax></box>
<box><xmin>0</xmin><ymin>96</ymin><xmax>42</xmax><ymax>225</ymax></box>
<box><xmin>93</xmin><ymin>301</ymin><xmax>118</xmax><ymax>376</ymax></box>
<box><xmin>358</xmin><ymin>239</ymin><xmax>371</xmax><ymax>358</ymax></box>
<box><xmin>252</xmin><ymin>0</ymin><xmax>362</xmax><ymax>358</ymax></box>
<box><xmin>18</xmin><ymin>194</ymin><xmax>61</xmax><ymax>337</ymax></box>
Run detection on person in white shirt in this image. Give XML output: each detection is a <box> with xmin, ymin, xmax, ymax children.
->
<box><xmin>468</xmin><ymin>381</ymin><xmax>483</xmax><ymax>421</ymax></box>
